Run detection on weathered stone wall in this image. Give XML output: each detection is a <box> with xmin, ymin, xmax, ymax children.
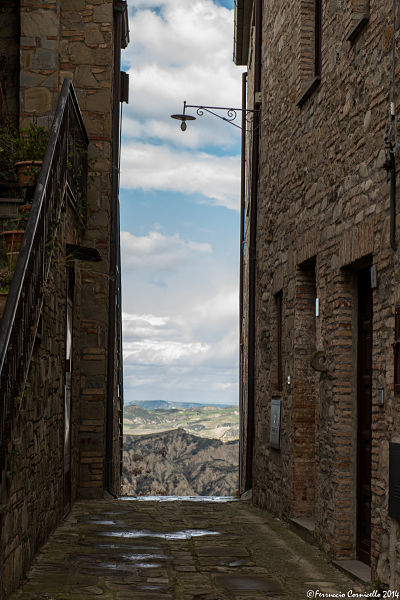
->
<box><xmin>0</xmin><ymin>198</ymin><xmax>82</xmax><ymax>600</ymax></box>
<box><xmin>20</xmin><ymin>0</ymin><xmax>60</xmax><ymax>127</ymax></box>
<box><xmin>243</xmin><ymin>0</ymin><xmax>400</xmax><ymax>585</ymax></box>
<box><xmin>0</xmin><ymin>1</ymin><xmax>124</xmax><ymax>596</ymax></box>
<box><xmin>18</xmin><ymin>0</ymin><xmax>121</xmax><ymax>498</ymax></box>
<box><xmin>58</xmin><ymin>0</ymin><xmax>117</xmax><ymax>498</ymax></box>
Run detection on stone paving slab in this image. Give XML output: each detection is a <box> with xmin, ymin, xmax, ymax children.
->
<box><xmin>9</xmin><ymin>497</ymin><xmax>370</xmax><ymax>600</ymax></box>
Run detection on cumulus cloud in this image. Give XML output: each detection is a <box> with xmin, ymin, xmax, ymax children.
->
<box><xmin>124</xmin><ymin>339</ymin><xmax>210</xmax><ymax>366</ymax></box>
<box><xmin>121</xmin><ymin>229</ymin><xmax>212</xmax><ymax>271</ymax></box>
<box><xmin>125</xmin><ymin>1</ymin><xmax>236</xmax><ymax>74</ymax></box>
<box><xmin>120</xmin><ymin>0</ymin><xmax>240</xmax><ymax>404</ymax></box>
<box><xmin>120</xmin><ymin>143</ymin><xmax>241</xmax><ymax>210</ymax></box>
<box><xmin>122</xmin><ymin>280</ymin><xmax>238</xmax><ymax>371</ymax></box>
<box><xmin>120</xmin><ymin>0</ymin><xmax>244</xmax><ymax>160</ymax></box>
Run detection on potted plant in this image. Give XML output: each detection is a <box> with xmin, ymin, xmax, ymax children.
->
<box><xmin>14</xmin><ymin>122</ymin><xmax>48</xmax><ymax>190</ymax></box>
<box><xmin>0</xmin><ymin>119</ymin><xmax>48</xmax><ymax>193</ymax></box>
<box><xmin>1</xmin><ymin>214</ymin><xmax>26</xmax><ymax>253</ymax></box>
<box><xmin>0</xmin><ymin>264</ymin><xmax>13</xmax><ymax>319</ymax></box>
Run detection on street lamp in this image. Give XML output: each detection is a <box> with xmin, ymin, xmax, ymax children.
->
<box><xmin>171</xmin><ymin>100</ymin><xmax>259</xmax><ymax>131</ymax></box>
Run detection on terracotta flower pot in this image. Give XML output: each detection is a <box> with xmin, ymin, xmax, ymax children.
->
<box><xmin>14</xmin><ymin>160</ymin><xmax>42</xmax><ymax>190</ymax></box>
<box><xmin>1</xmin><ymin>230</ymin><xmax>25</xmax><ymax>252</ymax></box>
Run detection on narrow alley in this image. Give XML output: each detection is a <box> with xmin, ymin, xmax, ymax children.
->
<box><xmin>9</xmin><ymin>497</ymin><xmax>368</xmax><ymax>600</ymax></box>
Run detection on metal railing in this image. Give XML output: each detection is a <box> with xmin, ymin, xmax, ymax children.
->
<box><xmin>0</xmin><ymin>79</ymin><xmax>88</xmax><ymax>497</ymax></box>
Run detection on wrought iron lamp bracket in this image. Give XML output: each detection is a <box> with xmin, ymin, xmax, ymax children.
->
<box><xmin>171</xmin><ymin>101</ymin><xmax>260</xmax><ymax>132</ymax></box>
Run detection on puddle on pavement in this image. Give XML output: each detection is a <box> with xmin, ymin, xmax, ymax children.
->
<box><xmin>78</xmin><ymin>515</ymin><xmax>119</xmax><ymax>525</ymax></box>
<box><xmin>122</xmin><ymin>553</ymin><xmax>170</xmax><ymax>561</ymax></box>
<box><xmin>99</xmin><ymin>561</ymin><xmax>163</xmax><ymax>569</ymax></box>
<box><xmin>119</xmin><ymin>495</ymin><xmax>236</xmax><ymax>503</ymax></box>
<box><xmin>72</xmin><ymin>555</ymin><xmax>162</xmax><ymax>574</ymax></box>
<box><xmin>88</xmin><ymin>520</ymin><xmax>116</xmax><ymax>525</ymax></box>
<box><xmin>95</xmin><ymin>543</ymin><xmax>163</xmax><ymax>551</ymax></box>
<box><xmin>99</xmin><ymin>529</ymin><xmax>220</xmax><ymax>540</ymax></box>
<box><xmin>137</xmin><ymin>584</ymin><xmax>168</xmax><ymax>591</ymax></box>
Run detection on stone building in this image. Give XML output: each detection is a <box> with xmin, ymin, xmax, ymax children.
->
<box><xmin>0</xmin><ymin>1</ymin><xmax>128</xmax><ymax>597</ymax></box>
<box><xmin>235</xmin><ymin>0</ymin><xmax>400</xmax><ymax>587</ymax></box>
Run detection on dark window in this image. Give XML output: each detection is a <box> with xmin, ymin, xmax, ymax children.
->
<box><xmin>297</xmin><ymin>0</ymin><xmax>322</xmax><ymax>106</ymax></box>
<box><xmin>394</xmin><ymin>305</ymin><xmax>400</xmax><ymax>394</ymax></box>
<box><xmin>346</xmin><ymin>0</ymin><xmax>369</xmax><ymax>42</ymax></box>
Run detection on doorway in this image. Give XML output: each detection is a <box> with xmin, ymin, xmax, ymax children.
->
<box><xmin>356</xmin><ymin>266</ymin><xmax>372</xmax><ymax>564</ymax></box>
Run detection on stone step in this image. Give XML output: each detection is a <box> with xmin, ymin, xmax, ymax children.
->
<box><xmin>0</xmin><ymin>198</ymin><xmax>24</xmax><ymax>220</ymax></box>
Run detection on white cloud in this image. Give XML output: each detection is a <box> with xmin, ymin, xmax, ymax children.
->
<box><xmin>121</xmin><ymin>229</ymin><xmax>212</xmax><ymax>272</ymax></box>
<box><xmin>122</xmin><ymin>116</ymin><xmax>238</xmax><ymax>152</ymax></box>
<box><xmin>124</xmin><ymin>339</ymin><xmax>210</xmax><ymax>366</ymax></box>
<box><xmin>120</xmin><ymin>0</ymin><xmax>240</xmax><ymax>405</ymax></box>
<box><xmin>121</xmin><ymin>0</ymin><xmax>244</xmax><ymax>150</ymax></box>
<box><xmin>122</xmin><ymin>282</ymin><xmax>238</xmax><ymax>369</ymax></box>
<box><xmin>126</xmin><ymin>2</ymin><xmax>234</xmax><ymax>71</ymax></box>
<box><xmin>120</xmin><ymin>143</ymin><xmax>241</xmax><ymax>210</ymax></box>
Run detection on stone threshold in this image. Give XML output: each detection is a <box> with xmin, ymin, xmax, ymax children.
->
<box><xmin>332</xmin><ymin>559</ymin><xmax>371</xmax><ymax>585</ymax></box>
<box><xmin>290</xmin><ymin>518</ymin><xmax>371</xmax><ymax>586</ymax></box>
<box><xmin>290</xmin><ymin>516</ymin><xmax>316</xmax><ymax>545</ymax></box>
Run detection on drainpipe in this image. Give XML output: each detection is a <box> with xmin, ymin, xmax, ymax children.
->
<box><xmin>239</xmin><ymin>71</ymin><xmax>247</xmax><ymax>495</ymax></box>
<box><xmin>245</xmin><ymin>0</ymin><xmax>262</xmax><ymax>492</ymax></box>
<box><xmin>105</xmin><ymin>3</ymin><xmax>123</xmax><ymax>494</ymax></box>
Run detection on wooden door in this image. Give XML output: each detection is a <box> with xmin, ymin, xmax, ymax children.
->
<box><xmin>357</xmin><ymin>267</ymin><xmax>372</xmax><ymax>564</ymax></box>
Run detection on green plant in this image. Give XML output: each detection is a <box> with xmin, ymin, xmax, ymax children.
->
<box><xmin>0</xmin><ymin>119</ymin><xmax>18</xmax><ymax>183</ymax></box>
<box><xmin>2</xmin><ymin>214</ymin><xmax>25</xmax><ymax>232</ymax></box>
<box><xmin>0</xmin><ymin>257</ymin><xmax>16</xmax><ymax>291</ymax></box>
<box><xmin>14</xmin><ymin>122</ymin><xmax>49</xmax><ymax>162</ymax></box>
<box><xmin>2</xmin><ymin>203</ymin><xmax>31</xmax><ymax>232</ymax></box>
<box><xmin>372</xmin><ymin>578</ymin><xmax>385</xmax><ymax>595</ymax></box>
<box><xmin>2</xmin><ymin>217</ymin><xmax>19</xmax><ymax>231</ymax></box>
<box><xmin>0</xmin><ymin>119</ymin><xmax>48</xmax><ymax>180</ymax></box>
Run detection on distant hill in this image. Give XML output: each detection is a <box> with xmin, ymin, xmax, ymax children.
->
<box><xmin>122</xmin><ymin>429</ymin><xmax>239</xmax><ymax>497</ymax></box>
<box><xmin>125</xmin><ymin>400</ymin><xmax>235</xmax><ymax>410</ymax></box>
<box><xmin>123</xmin><ymin>403</ymin><xmax>239</xmax><ymax>442</ymax></box>
<box><xmin>126</xmin><ymin>400</ymin><xmax>171</xmax><ymax>410</ymax></box>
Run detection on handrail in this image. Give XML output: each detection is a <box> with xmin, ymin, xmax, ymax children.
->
<box><xmin>0</xmin><ymin>79</ymin><xmax>88</xmax><ymax>496</ymax></box>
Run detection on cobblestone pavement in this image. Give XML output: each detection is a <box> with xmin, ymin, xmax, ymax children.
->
<box><xmin>10</xmin><ymin>496</ymin><xmax>367</xmax><ymax>600</ymax></box>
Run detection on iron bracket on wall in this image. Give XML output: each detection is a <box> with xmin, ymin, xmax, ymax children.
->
<box><xmin>171</xmin><ymin>100</ymin><xmax>260</xmax><ymax>131</ymax></box>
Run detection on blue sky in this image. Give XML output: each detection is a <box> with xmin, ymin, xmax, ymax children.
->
<box><xmin>120</xmin><ymin>0</ymin><xmax>244</xmax><ymax>405</ymax></box>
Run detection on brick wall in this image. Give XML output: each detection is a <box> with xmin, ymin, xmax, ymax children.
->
<box><xmin>242</xmin><ymin>0</ymin><xmax>400</xmax><ymax>585</ymax></box>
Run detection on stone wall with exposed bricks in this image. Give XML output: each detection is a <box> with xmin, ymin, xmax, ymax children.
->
<box><xmin>0</xmin><ymin>199</ymin><xmax>83</xmax><ymax>600</ymax></box>
<box><xmin>0</xmin><ymin>2</ymin><xmax>122</xmax><ymax>597</ymax></box>
<box><xmin>244</xmin><ymin>0</ymin><xmax>400</xmax><ymax>586</ymax></box>
<box><xmin>18</xmin><ymin>0</ymin><xmax>118</xmax><ymax>498</ymax></box>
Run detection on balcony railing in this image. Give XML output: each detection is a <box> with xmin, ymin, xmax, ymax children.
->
<box><xmin>0</xmin><ymin>79</ymin><xmax>88</xmax><ymax>499</ymax></box>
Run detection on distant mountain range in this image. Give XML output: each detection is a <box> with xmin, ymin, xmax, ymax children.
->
<box><xmin>124</xmin><ymin>403</ymin><xmax>239</xmax><ymax>442</ymax></box>
<box><xmin>124</xmin><ymin>400</ymin><xmax>236</xmax><ymax>410</ymax></box>
<box><xmin>122</xmin><ymin>429</ymin><xmax>239</xmax><ymax>497</ymax></box>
